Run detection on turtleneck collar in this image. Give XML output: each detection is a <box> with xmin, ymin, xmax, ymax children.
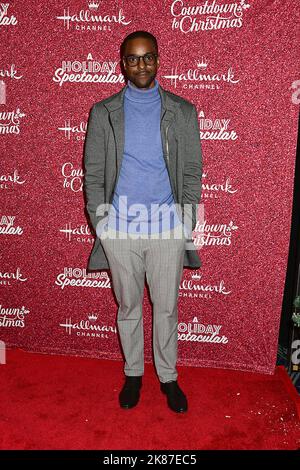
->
<box><xmin>125</xmin><ymin>78</ymin><xmax>160</xmax><ymax>103</ymax></box>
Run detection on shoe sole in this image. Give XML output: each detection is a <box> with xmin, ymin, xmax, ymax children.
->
<box><xmin>119</xmin><ymin>400</ymin><xmax>139</xmax><ymax>409</ymax></box>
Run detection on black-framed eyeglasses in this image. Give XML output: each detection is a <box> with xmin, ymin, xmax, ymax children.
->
<box><xmin>123</xmin><ymin>53</ymin><xmax>158</xmax><ymax>67</ymax></box>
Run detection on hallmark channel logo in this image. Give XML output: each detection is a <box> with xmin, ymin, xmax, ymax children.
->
<box><xmin>52</xmin><ymin>53</ymin><xmax>124</xmax><ymax>87</ymax></box>
<box><xmin>201</xmin><ymin>171</ymin><xmax>238</xmax><ymax>198</ymax></box>
<box><xmin>0</xmin><ymin>304</ymin><xmax>30</xmax><ymax>329</ymax></box>
<box><xmin>59</xmin><ymin>313</ymin><xmax>117</xmax><ymax>339</ymax></box>
<box><xmin>0</xmin><ymin>267</ymin><xmax>27</xmax><ymax>286</ymax></box>
<box><xmin>163</xmin><ymin>58</ymin><xmax>240</xmax><ymax>90</ymax></box>
<box><xmin>55</xmin><ymin>267</ymin><xmax>111</xmax><ymax>290</ymax></box>
<box><xmin>0</xmin><ymin>3</ymin><xmax>18</xmax><ymax>26</ymax></box>
<box><xmin>169</xmin><ymin>0</ymin><xmax>251</xmax><ymax>33</ymax></box>
<box><xmin>58</xmin><ymin>119</ymin><xmax>87</xmax><ymax>141</ymax></box>
<box><xmin>0</xmin><ymin>215</ymin><xmax>23</xmax><ymax>236</ymax></box>
<box><xmin>56</xmin><ymin>1</ymin><xmax>131</xmax><ymax>31</ymax></box>
<box><xmin>60</xmin><ymin>162</ymin><xmax>83</xmax><ymax>193</ymax></box>
<box><xmin>0</xmin><ymin>108</ymin><xmax>26</xmax><ymax>135</ymax></box>
<box><xmin>0</xmin><ymin>169</ymin><xmax>26</xmax><ymax>190</ymax></box>
<box><xmin>0</xmin><ymin>64</ymin><xmax>23</xmax><ymax>81</ymax></box>
<box><xmin>178</xmin><ymin>317</ymin><xmax>229</xmax><ymax>344</ymax></box>
<box><xmin>179</xmin><ymin>272</ymin><xmax>232</xmax><ymax>299</ymax></box>
<box><xmin>59</xmin><ymin>222</ymin><xmax>92</xmax><ymax>241</ymax></box>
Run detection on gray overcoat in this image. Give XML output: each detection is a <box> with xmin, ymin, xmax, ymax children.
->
<box><xmin>83</xmin><ymin>82</ymin><xmax>203</xmax><ymax>270</ymax></box>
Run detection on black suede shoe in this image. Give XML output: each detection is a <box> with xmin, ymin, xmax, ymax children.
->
<box><xmin>160</xmin><ymin>380</ymin><xmax>188</xmax><ymax>413</ymax></box>
<box><xmin>119</xmin><ymin>376</ymin><xmax>142</xmax><ymax>409</ymax></box>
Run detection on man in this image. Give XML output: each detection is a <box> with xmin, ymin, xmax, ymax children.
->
<box><xmin>83</xmin><ymin>31</ymin><xmax>203</xmax><ymax>413</ymax></box>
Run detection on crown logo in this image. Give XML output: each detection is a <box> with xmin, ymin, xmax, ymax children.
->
<box><xmin>197</xmin><ymin>58</ymin><xmax>208</xmax><ymax>69</ymax></box>
<box><xmin>88</xmin><ymin>313</ymin><xmax>98</xmax><ymax>321</ymax></box>
<box><xmin>87</xmin><ymin>1</ymin><xmax>100</xmax><ymax>10</ymax></box>
<box><xmin>191</xmin><ymin>273</ymin><xmax>201</xmax><ymax>280</ymax></box>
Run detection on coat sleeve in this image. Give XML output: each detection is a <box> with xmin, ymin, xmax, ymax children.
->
<box><xmin>83</xmin><ymin>104</ymin><xmax>107</xmax><ymax>233</ymax></box>
<box><xmin>182</xmin><ymin>104</ymin><xmax>203</xmax><ymax>234</ymax></box>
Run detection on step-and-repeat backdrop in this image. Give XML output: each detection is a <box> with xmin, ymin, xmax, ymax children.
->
<box><xmin>1</xmin><ymin>1</ymin><xmax>299</xmax><ymax>374</ymax></box>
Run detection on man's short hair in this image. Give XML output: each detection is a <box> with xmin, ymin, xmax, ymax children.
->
<box><xmin>121</xmin><ymin>30</ymin><xmax>158</xmax><ymax>57</ymax></box>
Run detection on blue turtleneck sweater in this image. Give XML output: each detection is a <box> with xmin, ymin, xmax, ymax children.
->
<box><xmin>107</xmin><ymin>77</ymin><xmax>183</xmax><ymax>235</ymax></box>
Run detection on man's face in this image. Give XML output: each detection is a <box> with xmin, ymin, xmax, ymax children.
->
<box><xmin>122</xmin><ymin>37</ymin><xmax>160</xmax><ymax>89</ymax></box>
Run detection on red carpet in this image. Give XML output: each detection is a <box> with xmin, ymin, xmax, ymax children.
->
<box><xmin>1</xmin><ymin>349</ymin><xmax>299</xmax><ymax>450</ymax></box>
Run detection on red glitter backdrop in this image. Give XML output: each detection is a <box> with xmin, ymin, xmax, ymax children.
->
<box><xmin>1</xmin><ymin>1</ymin><xmax>299</xmax><ymax>374</ymax></box>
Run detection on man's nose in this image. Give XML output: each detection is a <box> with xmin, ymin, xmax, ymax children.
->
<box><xmin>137</xmin><ymin>57</ymin><xmax>147</xmax><ymax>69</ymax></box>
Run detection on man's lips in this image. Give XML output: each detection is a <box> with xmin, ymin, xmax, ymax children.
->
<box><xmin>137</xmin><ymin>73</ymin><xmax>149</xmax><ymax>76</ymax></box>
